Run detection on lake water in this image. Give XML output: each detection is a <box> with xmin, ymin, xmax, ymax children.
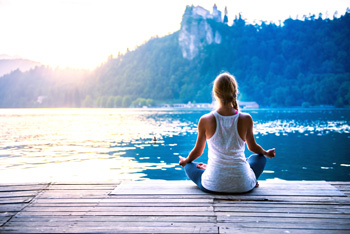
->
<box><xmin>0</xmin><ymin>108</ymin><xmax>350</xmax><ymax>183</ymax></box>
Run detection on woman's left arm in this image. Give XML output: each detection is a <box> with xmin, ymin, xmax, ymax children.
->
<box><xmin>179</xmin><ymin>117</ymin><xmax>207</xmax><ymax>167</ymax></box>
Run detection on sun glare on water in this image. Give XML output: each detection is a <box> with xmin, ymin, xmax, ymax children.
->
<box><xmin>0</xmin><ymin>108</ymin><xmax>196</xmax><ymax>182</ymax></box>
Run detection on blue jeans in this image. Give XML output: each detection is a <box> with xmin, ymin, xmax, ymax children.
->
<box><xmin>184</xmin><ymin>154</ymin><xmax>267</xmax><ymax>193</ymax></box>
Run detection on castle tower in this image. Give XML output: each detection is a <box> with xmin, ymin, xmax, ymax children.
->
<box><xmin>212</xmin><ymin>4</ymin><xmax>218</xmax><ymax>15</ymax></box>
<box><xmin>212</xmin><ymin>4</ymin><xmax>222</xmax><ymax>22</ymax></box>
<box><xmin>223</xmin><ymin>6</ymin><xmax>228</xmax><ymax>24</ymax></box>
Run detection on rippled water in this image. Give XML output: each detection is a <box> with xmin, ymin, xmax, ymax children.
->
<box><xmin>0</xmin><ymin>108</ymin><xmax>349</xmax><ymax>182</ymax></box>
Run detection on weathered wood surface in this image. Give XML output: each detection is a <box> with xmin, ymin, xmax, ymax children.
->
<box><xmin>111</xmin><ymin>180</ymin><xmax>346</xmax><ymax>196</ymax></box>
<box><xmin>0</xmin><ymin>180</ymin><xmax>349</xmax><ymax>233</ymax></box>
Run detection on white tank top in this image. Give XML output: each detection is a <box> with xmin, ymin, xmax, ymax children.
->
<box><xmin>201</xmin><ymin>111</ymin><xmax>256</xmax><ymax>193</ymax></box>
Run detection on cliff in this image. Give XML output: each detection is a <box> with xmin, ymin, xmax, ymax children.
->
<box><xmin>179</xmin><ymin>5</ymin><xmax>222</xmax><ymax>60</ymax></box>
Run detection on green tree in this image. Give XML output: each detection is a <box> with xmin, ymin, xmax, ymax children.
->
<box><xmin>114</xmin><ymin>96</ymin><xmax>122</xmax><ymax>107</ymax></box>
<box><xmin>132</xmin><ymin>98</ymin><xmax>147</xmax><ymax>107</ymax></box>
<box><xmin>122</xmin><ymin>96</ymin><xmax>132</xmax><ymax>107</ymax></box>
<box><xmin>106</xmin><ymin>96</ymin><xmax>114</xmax><ymax>108</ymax></box>
<box><xmin>146</xmin><ymin>98</ymin><xmax>155</xmax><ymax>107</ymax></box>
<box><xmin>82</xmin><ymin>95</ymin><xmax>93</xmax><ymax>107</ymax></box>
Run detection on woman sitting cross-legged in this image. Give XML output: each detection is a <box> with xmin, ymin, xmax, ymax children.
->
<box><xmin>179</xmin><ymin>72</ymin><xmax>275</xmax><ymax>193</ymax></box>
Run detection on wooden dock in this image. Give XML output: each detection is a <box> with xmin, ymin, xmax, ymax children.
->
<box><xmin>0</xmin><ymin>180</ymin><xmax>349</xmax><ymax>233</ymax></box>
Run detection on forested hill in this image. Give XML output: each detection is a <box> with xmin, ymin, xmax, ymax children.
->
<box><xmin>0</xmin><ymin>7</ymin><xmax>349</xmax><ymax>108</ymax></box>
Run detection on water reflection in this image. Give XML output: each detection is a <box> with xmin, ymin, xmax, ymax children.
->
<box><xmin>254</xmin><ymin>119</ymin><xmax>350</xmax><ymax>136</ymax></box>
<box><xmin>0</xmin><ymin>108</ymin><xmax>349</xmax><ymax>182</ymax></box>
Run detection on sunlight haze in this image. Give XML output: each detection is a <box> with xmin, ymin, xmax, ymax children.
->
<box><xmin>0</xmin><ymin>0</ymin><xmax>349</xmax><ymax>69</ymax></box>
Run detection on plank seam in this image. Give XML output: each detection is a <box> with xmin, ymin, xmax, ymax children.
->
<box><xmin>1</xmin><ymin>182</ymin><xmax>51</xmax><ymax>228</ymax></box>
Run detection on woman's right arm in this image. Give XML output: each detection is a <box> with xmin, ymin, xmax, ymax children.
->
<box><xmin>244</xmin><ymin>115</ymin><xmax>275</xmax><ymax>159</ymax></box>
<box><xmin>179</xmin><ymin>117</ymin><xmax>207</xmax><ymax>167</ymax></box>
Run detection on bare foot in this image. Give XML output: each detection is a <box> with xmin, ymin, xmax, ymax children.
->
<box><xmin>196</xmin><ymin>163</ymin><xmax>207</xmax><ymax>170</ymax></box>
<box><xmin>255</xmin><ymin>181</ymin><xmax>259</xmax><ymax>188</ymax></box>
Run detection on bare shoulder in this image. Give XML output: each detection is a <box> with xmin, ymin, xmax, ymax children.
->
<box><xmin>238</xmin><ymin>112</ymin><xmax>253</xmax><ymax>125</ymax></box>
<box><xmin>198</xmin><ymin>112</ymin><xmax>215</xmax><ymax>129</ymax></box>
<box><xmin>239</xmin><ymin>112</ymin><xmax>252</xmax><ymax>119</ymax></box>
<box><xmin>199</xmin><ymin>112</ymin><xmax>215</xmax><ymax>123</ymax></box>
<box><xmin>199</xmin><ymin>112</ymin><xmax>216</xmax><ymax>138</ymax></box>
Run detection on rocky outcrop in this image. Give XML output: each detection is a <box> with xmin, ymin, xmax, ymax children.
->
<box><xmin>178</xmin><ymin>5</ymin><xmax>222</xmax><ymax>60</ymax></box>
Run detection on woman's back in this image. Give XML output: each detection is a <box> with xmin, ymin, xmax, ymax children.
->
<box><xmin>201</xmin><ymin>110</ymin><xmax>257</xmax><ymax>193</ymax></box>
<box><xmin>203</xmin><ymin>107</ymin><xmax>251</xmax><ymax>142</ymax></box>
<box><xmin>208</xmin><ymin>111</ymin><xmax>244</xmax><ymax>155</ymax></box>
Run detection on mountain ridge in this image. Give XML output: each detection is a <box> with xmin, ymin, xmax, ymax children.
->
<box><xmin>0</xmin><ymin>6</ymin><xmax>349</xmax><ymax>108</ymax></box>
<box><xmin>0</xmin><ymin>58</ymin><xmax>41</xmax><ymax>77</ymax></box>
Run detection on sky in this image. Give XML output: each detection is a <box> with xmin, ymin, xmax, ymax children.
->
<box><xmin>0</xmin><ymin>0</ymin><xmax>349</xmax><ymax>70</ymax></box>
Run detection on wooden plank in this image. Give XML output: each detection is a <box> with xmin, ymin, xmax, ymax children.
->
<box><xmin>21</xmin><ymin>206</ymin><xmax>213</xmax><ymax>212</ymax></box>
<box><xmin>0</xmin><ymin>185</ymin><xmax>46</xmax><ymax>192</ymax></box>
<box><xmin>214</xmin><ymin>197</ymin><xmax>350</xmax><ymax>205</ymax></box>
<box><xmin>333</xmin><ymin>186</ymin><xmax>350</xmax><ymax>192</ymax></box>
<box><xmin>219</xmin><ymin>227</ymin><xmax>350</xmax><ymax>234</ymax></box>
<box><xmin>217</xmin><ymin>216</ymin><xmax>350</xmax><ymax>224</ymax></box>
<box><xmin>111</xmin><ymin>181</ymin><xmax>207</xmax><ymax>195</ymax></box>
<box><xmin>219</xmin><ymin>222</ymin><xmax>350</xmax><ymax>230</ymax></box>
<box><xmin>32</xmin><ymin>198</ymin><xmax>213</xmax><ymax>203</ymax></box>
<box><xmin>260</xmin><ymin>180</ymin><xmax>327</xmax><ymax>185</ymax></box>
<box><xmin>109</xmin><ymin>195</ymin><xmax>216</xmax><ymax>199</ymax></box>
<box><xmin>0</xmin><ymin>197</ymin><xmax>32</xmax><ymax>204</ymax></box>
<box><xmin>32</xmin><ymin>194</ymin><xmax>111</xmax><ymax>199</ymax></box>
<box><xmin>35</xmin><ymin>191</ymin><xmax>111</xmax><ymax>199</ymax></box>
<box><xmin>4</xmin><ymin>221</ymin><xmax>218</xmax><ymax>227</ymax></box>
<box><xmin>16</xmin><ymin>211</ymin><xmax>215</xmax><ymax>216</ymax></box>
<box><xmin>212</xmin><ymin>195</ymin><xmax>350</xmax><ymax>203</ymax></box>
<box><xmin>7</xmin><ymin>218</ymin><xmax>348</xmax><ymax>230</ymax></box>
<box><xmin>0</xmin><ymin>183</ymin><xmax>49</xmax><ymax>187</ymax></box>
<box><xmin>27</xmin><ymin>201</ymin><xmax>350</xmax><ymax>208</ymax></box>
<box><xmin>0</xmin><ymin>226</ymin><xmax>218</xmax><ymax>233</ymax></box>
<box><xmin>10</xmin><ymin>215</ymin><xmax>217</xmax><ymax>223</ymax></box>
<box><xmin>111</xmin><ymin>180</ymin><xmax>346</xmax><ymax>196</ymax></box>
<box><xmin>24</xmin><ymin>203</ymin><xmax>101</xmax><ymax>207</ymax></box>
<box><xmin>215</xmin><ymin>211</ymin><xmax>350</xmax><ymax>219</ymax></box>
<box><xmin>47</xmin><ymin>185</ymin><xmax>116</xmax><ymax>190</ymax></box>
<box><xmin>33</xmin><ymin>194</ymin><xmax>350</xmax><ymax>204</ymax></box>
<box><xmin>11</xmin><ymin>219</ymin><xmax>344</xmax><ymax>231</ymax></box>
<box><xmin>0</xmin><ymin>204</ymin><xmax>27</xmax><ymax>212</ymax></box>
<box><xmin>110</xmin><ymin>180</ymin><xmax>333</xmax><ymax>186</ymax></box>
<box><xmin>51</xmin><ymin>182</ymin><xmax>120</xmax><ymax>185</ymax></box>
<box><xmin>247</xmin><ymin>189</ymin><xmax>345</xmax><ymax>196</ymax></box>
<box><xmin>39</xmin><ymin>189</ymin><xmax>110</xmax><ymax>194</ymax></box>
<box><xmin>328</xmin><ymin>182</ymin><xmax>350</xmax><ymax>185</ymax></box>
<box><xmin>104</xmin><ymin>196</ymin><xmax>350</xmax><ymax>207</ymax></box>
<box><xmin>214</xmin><ymin>206</ymin><xmax>350</xmax><ymax>214</ymax></box>
<box><xmin>0</xmin><ymin>191</ymin><xmax>39</xmax><ymax>198</ymax></box>
<box><xmin>0</xmin><ymin>216</ymin><xmax>11</xmax><ymax>226</ymax></box>
<box><xmin>0</xmin><ymin>212</ymin><xmax>16</xmax><ymax>217</ymax></box>
<box><xmin>214</xmin><ymin>203</ymin><xmax>350</xmax><ymax>209</ymax></box>
<box><xmin>31</xmin><ymin>202</ymin><xmax>213</xmax><ymax>207</ymax></box>
<box><xmin>38</xmin><ymin>189</ymin><xmax>111</xmax><ymax>195</ymax></box>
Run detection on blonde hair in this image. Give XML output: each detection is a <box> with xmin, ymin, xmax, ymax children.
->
<box><xmin>213</xmin><ymin>73</ymin><xmax>239</xmax><ymax>110</ymax></box>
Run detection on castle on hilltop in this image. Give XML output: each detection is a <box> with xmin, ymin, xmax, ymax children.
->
<box><xmin>179</xmin><ymin>4</ymin><xmax>228</xmax><ymax>60</ymax></box>
<box><xmin>189</xmin><ymin>4</ymin><xmax>228</xmax><ymax>23</ymax></box>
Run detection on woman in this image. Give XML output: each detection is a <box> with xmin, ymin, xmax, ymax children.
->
<box><xmin>179</xmin><ymin>73</ymin><xmax>275</xmax><ymax>193</ymax></box>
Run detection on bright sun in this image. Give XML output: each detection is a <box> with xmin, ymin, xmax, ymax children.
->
<box><xmin>0</xmin><ymin>0</ymin><xmax>348</xmax><ymax>69</ymax></box>
<box><xmin>0</xmin><ymin>0</ymin><xmax>184</xmax><ymax>69</ymax></box>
